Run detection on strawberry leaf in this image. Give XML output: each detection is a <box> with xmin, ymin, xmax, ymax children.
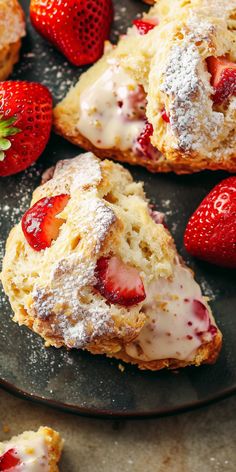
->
<box><xmin>0</xmin><ymin>115</ymin><xmax>21</xmax><ymax>161</ymax></box>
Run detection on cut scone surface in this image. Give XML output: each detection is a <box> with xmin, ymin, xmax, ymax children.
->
<box><xmin>1</xmin><ymin>153</ymin><xmax>222</xmax><ymax>370</ymax></box>
<box><xmin>0</xmin><ymin>426</ymin><xmax>63</xmax><ymax>472</ymax></box>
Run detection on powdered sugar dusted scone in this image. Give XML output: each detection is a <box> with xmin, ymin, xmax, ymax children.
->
<box><xmin>1</xmin><ymin>153</ymin><xmax>222</xmax><ymax>369</ymax></box>
<box><xmin>54</xmin><ymin>0</ymin><xmax>236</xmax><ymax>173</ymax></box>
<box><xmin>0</xmin><ymin>427</ymin><xmax>63</xmax><ymax>471</ymax></box>
<box><xmin>0</xmin><ymin>0</ymin><xmax>25</xmax><ymax>81</ymax></box>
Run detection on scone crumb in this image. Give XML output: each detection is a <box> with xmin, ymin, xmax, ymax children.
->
<box><xmin>118</xmin><ymin>363</ymin><xmax>125</xmax><ymax>372</ymax></box>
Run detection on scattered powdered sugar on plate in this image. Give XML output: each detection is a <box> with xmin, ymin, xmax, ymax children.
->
<box><xmin>0</xmin><ymin>164</ymin><xmax>41</xmax><ymax>268</ymax></box>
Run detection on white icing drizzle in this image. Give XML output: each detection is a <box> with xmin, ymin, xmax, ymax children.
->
<box><xmin>160</xmin><ymin>22</ymin><xmax>224</xmax><ymax>153</ymax></box>
<box><xmin>0</xmin><ymin>434</ymin><xmax>49</xmax><ymax>471</ymax></box>
<box><xmin>126</xmin><ymin>260</ymin><xmax>215</xmax><ymax>362</ymax></box>
<box><xmin>77</xmin><ymin>63</ymin><xmax>145</xmax><ymax>150</ymax></box>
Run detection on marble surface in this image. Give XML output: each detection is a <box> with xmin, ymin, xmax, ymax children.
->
<box><xmin>0</xmin><ymin>389</ymin><xmax>235</xmax><ymax>472</ymax></box>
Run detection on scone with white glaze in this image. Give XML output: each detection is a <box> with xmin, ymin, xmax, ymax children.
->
<box><xmin>1</xmin><ymin>153</ymin><xmax>222</xmax><ymax>370</ymax></box>
<box><xmin>0</xmin><ymin>427</ymin><xmax>63</xmax><ymax>471</ymax></box>
<box><xmin>0</xmin><ymin>0</ymin><xmax>25</xmax><ymax>81</ymax></box>
<box><xmin>54</xmin><ymin>0</ymin><xmax>236</xmax><ymax>174</ymax></box>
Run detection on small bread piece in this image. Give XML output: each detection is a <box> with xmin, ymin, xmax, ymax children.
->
<box><xmin>1</xmin><ymin>153</ymin><xmax>222</xmax><ymax>370</ymax></box>
<box><xmin>54</xmin><ymin>0</ymin><xmax>236</xmax><ymax>174</ymax></box>
<box><xmin>0</xmin><ymin>0</ymin><xmax>25</xmax><ymax>80</ymax></box>
<box><xmin>0</xmin><ymin>426</ymin><xmax>63</xmax><ymax>471</ymax></box>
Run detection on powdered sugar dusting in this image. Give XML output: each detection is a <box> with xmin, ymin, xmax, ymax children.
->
<box><xmin>0</xmin><ymin>165</ymin><xmax>41</xmax><ymax>269</ymax></box>
<box><xmin>160</xmin><ymin>24</ymin><xmax>224</xmax><ymax>153</ymax></box>
<box><xmin>53</xmin><ymin>153</ymin><xmax>102</xmax><ymax>191</ymax></box>
<box><xmin>29</xmin><ymin>154</ymin><xmax>117</xmax><ymax>348</ymax></box>
<box><xmin>39</xmin><ymin>153</ymin><xmax>102</xmax><ymax>197</ymax></box>
<box><xmin>32</xmin><ymin>256</ymin><xmax>114</xmax><ymax>348</ymax></box>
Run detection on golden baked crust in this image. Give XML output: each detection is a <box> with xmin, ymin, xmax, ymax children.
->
<box><xmin>0</xmin><ymin>40</ymin><xmax>22</xmax><ymax>81</ymax></box>
<box><xmin>0</xmin><ymin>0</ymin><xmax>25</xmax><ymax>80</ymax></box>
<box><xmin>42</xmin><ymin>427</ymin><xmax>63</xmax><ymax>472</ymax></box>
<box><xmin>54</xmin><ymin>0</ymin><xmax>236</xmax><ymax>174</ymax></box>
<box><xmin>0</xmin><ymin>426</ymin><xmax>63</xmax><ymax>471</ymax></box>
<box><xmin>1</xmin><ymin>153</ymin><xmax>222</xmax><ymax>370</ymax></box>
<box><xmin>112</xmin><ymin>325</ymin><xmax>222</xmax><ymax>370</ymax></box>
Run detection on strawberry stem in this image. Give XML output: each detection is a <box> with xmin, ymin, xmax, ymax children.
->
<box><xmin>0</xmin><ymin>115</ymin><xmax>21</xmax><ymax>161</ymax></box>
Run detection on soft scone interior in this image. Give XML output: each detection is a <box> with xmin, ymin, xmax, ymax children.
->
<box><xmin>0</xmin><ymin>426</ymin><xmax>63</xmax><ymax>472</ymax></box>
<box><xmin>1</xmin><ymin>153</ymin><xmax>222</xmax><ymax>369</ymax></box>
<box><xmin>54</xmin><ymin>0</ymin><xmax>236</xmax><ymax>173</ymax></box>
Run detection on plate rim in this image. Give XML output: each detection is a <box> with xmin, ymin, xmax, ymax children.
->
<box><xmin>0</xmin><ymin>377</ymin><xmax>235</xmax><ymax>418</ymax></box>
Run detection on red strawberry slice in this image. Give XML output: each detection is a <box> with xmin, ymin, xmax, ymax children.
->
<box><xmin>95</xmin><ymin>256</ymin><xmax>146</xmax><ymax>306</ymax></box>
<box><xmin>192</xmin><ymin>299</ymin><xmax>209</xmax><ymax>322</ymax></box>
<box><xmin>161</xmin><ymin>108</ymin><xmax>170</xmax><ymax>123</ymax></box>
<box><xmin>118</xmin><ymin>85</ymin><xmax>147</xmax><ymax>121</ymax></box>
<box><xmin>206</xmin><ymin>56</ymin><xmax>236</xmax><ymax>104</ymax></box>
<box><xmin>137</xmin><ymin>122</ymin><xmax>154</xmax><ymax>150</ymax></box>
<box><xmin>133</xmin><ymin>18</ymin><xmax>158</xmax><ymax>35</ymax></box>
<box><xmin>0</xmin><ymin>448</ymin><xmax>21</xmax><ymax>470</ymax></box>
<box><xmin>30</xmin><ymin>0</ymin><xmax>113</xmax><ymax>66</ymax></box>
<box><xmin>135</xmin><ymin>121</ymin><xmax>159</xmax><ymax>160</ymax></box>
<box><xmin>22</xmin><ymin>194</ymin><xmax>70</xmax><ymax>251</ymax></box>
<box><xmin>184</xmin><ymin>176</ymin><xmax>236</xmax><ymax>268</ymax></box>
<box><xmin>0</xmin><ymin>81</ymin><xmax>52</xmax><ymax>177</ymax></box>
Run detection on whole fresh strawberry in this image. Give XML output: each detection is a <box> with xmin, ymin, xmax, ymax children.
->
<box><xmin>30</xmin><ymin>0</ymin><xmax>113</xmax><ymax>66</ymax></box>
<box><xmin>184</xmin><ymin>177</ymin><xmax>236</xmax><ymax>268</ymax></box>
<box><xmin>0</xmin><ymin>81</ymin><xmax>52</xmax><ymax>177</ymax></box>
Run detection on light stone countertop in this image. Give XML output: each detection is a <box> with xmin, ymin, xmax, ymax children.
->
<box><xmin>0</xmin><ymin>388</ymin><xmax>235</xmax><ymax>472</ymax></box>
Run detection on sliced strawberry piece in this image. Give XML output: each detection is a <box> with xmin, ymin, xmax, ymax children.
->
<box><xmin>133</xmin><ymin>18</ymin><xmax>158</xmax><ymax>35</ymax></box>
<box><xmin>30</xmin><ymin>0</ymin><xmax>113</xmax><ymax>66</ymax></box>
<box><xmin>22</xmin><ymin>194</ymin><xmax>70</xmax><ymax>251</ymax></box>
<box><xmin>192</xmin><ymin>300</ymin><xmax>209</xmax><ymax>323</ymax></box>
<box><xmin>184</xmin><ymin>176</ymin><xmax>236</xmax><ymax>268</ymax></box>
<box><xmin>161</xmin><ymin>108</ymin><xmax>170</xmax><ymax>123</ymax></box>
<box><xmin>137</xmin><ymin>121</ymin><xmax>153</xmax><ymax>151</ymax></box>
<box><xmin>95</xmin><ymin>256</ymin><xmax>146</xmax><ymax>306</ymax></box>
<box><xmin>0</xmin><ymin>448</ymin><xmax>21</xmax><ymax>470</ymax></box>
<box><xmin>206</xmin><ymin>56</ymin><xmax>236</xmax><ymax>104</ymax></box>
<box><xmin>135</xmin><ymin>121</ymin><xmax>158</xmax><ymax>160</ymax></box>
<box><xmin>119</xmin><ymin>85</ymin><xmax>147</xmax><ymax>121</ymax></box>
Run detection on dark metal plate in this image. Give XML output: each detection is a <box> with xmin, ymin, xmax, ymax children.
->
<box><xmin>0</xmin><ymin>0</ymin><xmax>235</xmax><ymax>417</ymax></box>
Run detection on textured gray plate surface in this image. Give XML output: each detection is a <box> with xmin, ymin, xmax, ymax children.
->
<box><xmin>0</xmin><ymin>0</ymin><xmax>235</xmax><ymax>417</ymax></box>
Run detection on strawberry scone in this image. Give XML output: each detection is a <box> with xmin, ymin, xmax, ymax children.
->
<box><xmin>1</xmin><ymin>153</ymin><xmax>222</xmax><ymax>370</ymax></box>
<box><xmin>54</xmin><ymin>0</ymin><xmax>236</xmax><ymax>174</ymax></box>
<box><xmin>0</xmin><ymin>427</ymin><xmax>63</xmax><ymax>471</ymax></box>
<box><xmin>0</xmin><ymin>0</ymin><xmax>25</xmax><ymax>81</ymax></box>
